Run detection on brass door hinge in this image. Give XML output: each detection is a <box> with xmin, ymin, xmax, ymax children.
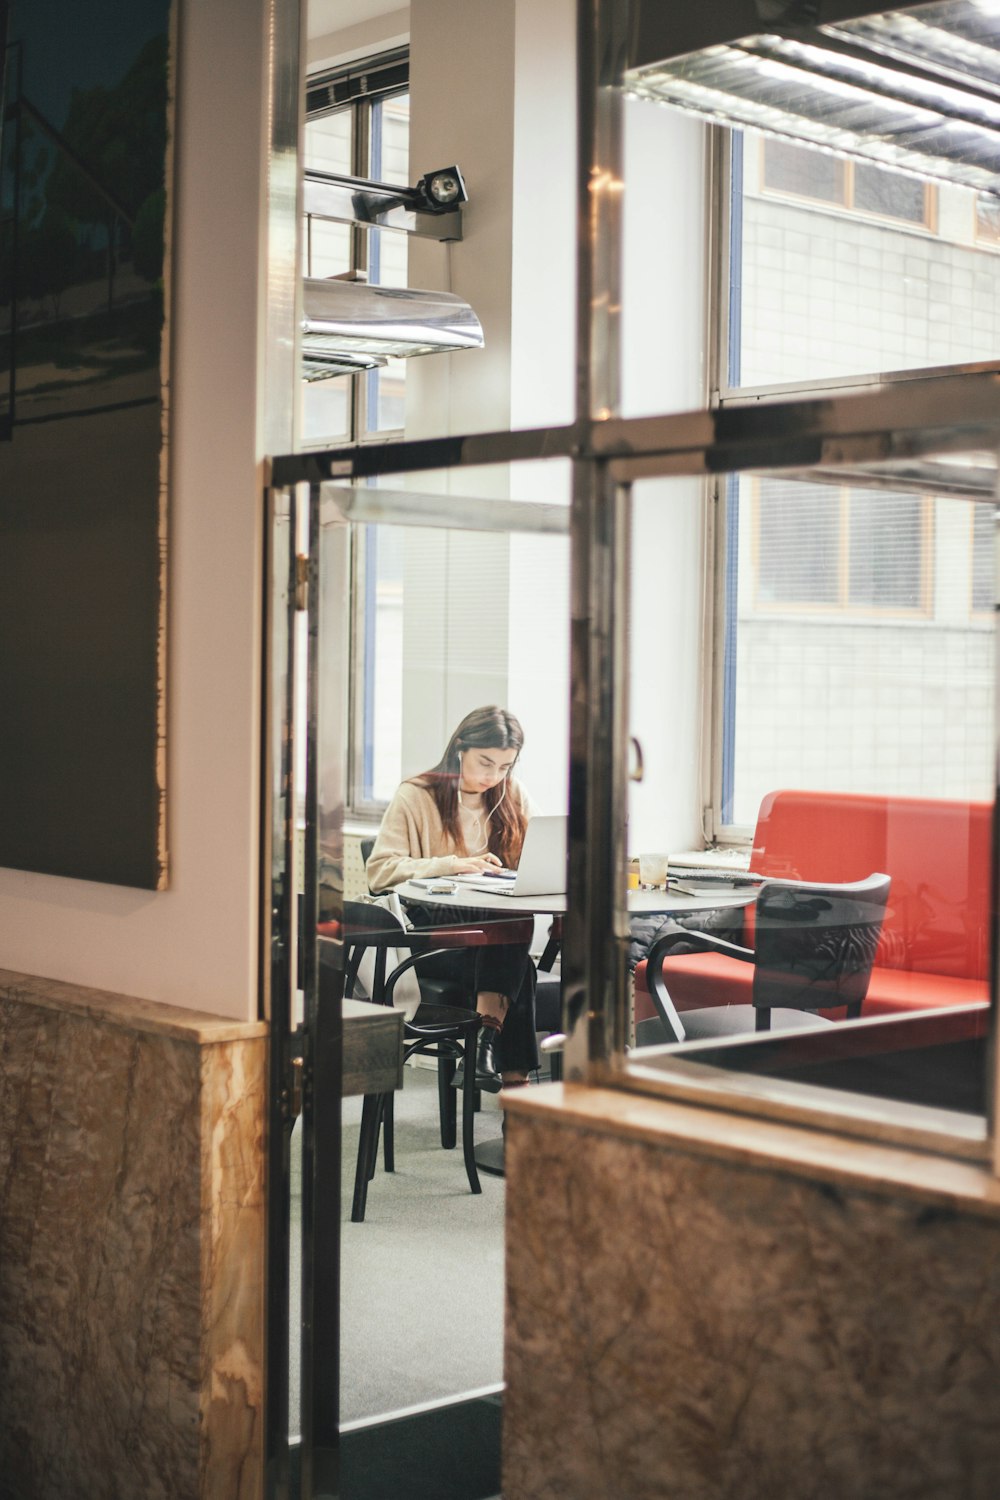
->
<box><xmin>295</xmin><ymin>555</ymin><xmax>309</xmax><ymax>611</ymax></box>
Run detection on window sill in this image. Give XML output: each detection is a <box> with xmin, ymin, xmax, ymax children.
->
<box><xmin>344</xmin><ymin>815</ymin><xmax>383</xmax><ymax>837</ymax></box>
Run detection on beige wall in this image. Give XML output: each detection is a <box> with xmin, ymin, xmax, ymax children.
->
<box><xmin>0</xmin><ymin>0</ymin><xmax>295</xmax><ymax>1021</ymax></box>
<box><xmin>0</xmin><ymin>973</ymin><xmax>267</xmax><ymax>1500</ymax></box>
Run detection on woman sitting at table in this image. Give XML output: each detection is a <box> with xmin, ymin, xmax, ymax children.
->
<box><xmin>367</xmin><ymin>705</ymin><xmax>539</xmax><ymax>1092</ymax></box>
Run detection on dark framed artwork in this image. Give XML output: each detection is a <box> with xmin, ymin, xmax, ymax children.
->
<box><xmin>0</xmin><ymin>0</ymin><xmax>172</xmax><ymax>888</ymax></box>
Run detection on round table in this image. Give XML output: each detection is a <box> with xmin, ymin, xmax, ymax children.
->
<box><xmin>395</xmin><ymin>879</ymin><xmax>758</xmax><ymax>918</ymax></box>
<box><xmin>395</xmin><ymin>878</ymin><xmax>758</xmax><ymax>1175</ymax></box>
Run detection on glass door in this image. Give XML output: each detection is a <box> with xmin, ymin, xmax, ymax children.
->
<box><xmin>268</xmin><ymin>459</ymin><xmax>572</xmax><ymax>1499</ymax></box>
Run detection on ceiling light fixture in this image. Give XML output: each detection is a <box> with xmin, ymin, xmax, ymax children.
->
<box><xmin>300</xmin><ymin>163</ymin><xmax>482</xmax><ymax>378</ymax></box>
<box><xmin>301</xmin><ymin>279</ymin><xmax>484</xmax><ymax>379</ymax></box>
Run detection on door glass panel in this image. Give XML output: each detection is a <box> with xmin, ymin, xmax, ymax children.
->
<box><xmin>624</xmin><ymin>469</ymin><xmax>994</xmax><ymax>1145</ymax></box>
<box><xmin>304</xmin><ymin>465</ymin><xmax>571</xmax><ymax>1487</ymax></box>
<box><xmin>731</xmin><ymin>479</ymin><xmax>991</xmax><ymax>823</ymax></box>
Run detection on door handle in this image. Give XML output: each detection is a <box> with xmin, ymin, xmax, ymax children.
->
<box><xmin>629</xmin><ymin>736</ymin><xmax>644</xmax><ymax>783</ymax></box>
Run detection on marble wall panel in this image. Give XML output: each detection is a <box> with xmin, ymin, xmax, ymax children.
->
<box><xmin>0</xmin><ymin>975</ymin><xmax>266</xmax><ymax>1500</ymax></box>
<box><xmin>504</xmin><ymin>1102</ymin><xmax>1000</xmax><ymax>1500</ymax></box>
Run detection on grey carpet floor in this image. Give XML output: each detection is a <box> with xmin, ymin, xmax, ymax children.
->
<box><xmin>291</xmin><ymin>1066</ymin><xmax>507</xmax><ymax>1432</ymax></box>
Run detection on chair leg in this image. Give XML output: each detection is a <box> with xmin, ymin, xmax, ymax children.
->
<box><xmin>538</xmin><ymin>935</ymin><xmax>560</xmax><ymax>972</ymax></box>
<box><xmin>352</xmin><ymin>1093</ymin><xmax>381</xmax><ymax>1222</ymax></box>
<box><xmin>438</xmin><ymin>1055</ymin><xmax>457</xmax><ymax>1149</ymax></box>
<box><xmin>382</xmin><ymin>1092</ymin><xmax>395</xmax><ymax>1173</ymax></box>
<box><xmin>368</xmin><ymin>1094</ymin><xmax>387</xmax><ymax>1180</ymax></box>
<box><xmin>461</xmin><ymin>1028</ymin><xmax>482</xmax><ymax>1196</ymax></box>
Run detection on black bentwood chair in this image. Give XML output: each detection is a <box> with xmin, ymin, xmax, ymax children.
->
<box><xmin>360</xmin><ymin>835</ymin><xmax>486</xmax><ymax>1083</ymax></box>
<box><xmin>643</xmin><ymin>873</ymin><xmax>891</xmax><ymax>1045</ymax></box>
<box><xmin>324</xmin><ymin>899</ymin><xmax>504</xmax><ymax>1222</ymax></box>
<box><xmin>360</xmin><ymin>834</ymin><xmax>562</xmax><ymax>1081</ymax></box>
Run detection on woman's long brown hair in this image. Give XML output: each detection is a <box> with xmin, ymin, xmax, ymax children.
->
<box><xmin>409</xmin><ymin>706</ymin><xmax>527</xmax><ymax>867</ymax></box>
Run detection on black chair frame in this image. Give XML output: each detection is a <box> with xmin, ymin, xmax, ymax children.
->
<box><xmin>337</xmin><ymin>908</ymin><xmax>492</xmax><ymax>1222</ymax></box>
<box><xmin>361</xmin><ymin>835</ymin><xmax>566</xmax><ymax>1082</ymax></box>
<box><xmin>644</xmin><ymin>873</ymin><xmax>891</xmax><ymax>1045</ymax></box>
<box><xmin>350</xmin><ymin>945</ymin><xmax>483</xmax><ymax>1221</ymax></box>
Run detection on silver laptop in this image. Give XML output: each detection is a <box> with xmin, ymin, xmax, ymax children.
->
<box><xmin>452</xmin><ymin>814</ymin><xmax>568</xmax><ymax>897</ymax></box>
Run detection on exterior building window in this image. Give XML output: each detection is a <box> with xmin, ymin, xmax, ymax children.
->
<box><xmin>972</xmin><ymin>504</ymin><xmax>996</xmax><ymax>616</ymax></box>
<box><xmin>762</xmin><ymin>138</ymin><xmax>933</xmax><ymax>229</ymax></box>
<box><xmin>975</xmin><ymin>193</ymin><xmax>1000</xmax><ymax>248</ymax></box>
<box><xmin>754</xmin><ymin>482</ymin><xmax>930</xmax><ymax>615</ymax></box>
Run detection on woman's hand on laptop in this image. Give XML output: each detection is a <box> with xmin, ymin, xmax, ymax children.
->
<box><xmin>454</xmin><ymin>854</ymin><xmax>504</xmax><ymax>874</ymax></box>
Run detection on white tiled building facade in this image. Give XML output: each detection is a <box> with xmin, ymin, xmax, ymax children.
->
<box><xmin>731</xmin><ymin>134</ymin><xmax>1000</xmax><ymax>826</ymax></box>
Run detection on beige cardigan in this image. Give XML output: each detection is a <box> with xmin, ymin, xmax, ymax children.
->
<box><xmin>366</xmin><ymin>778</ymin><xmax>533</xmax><ymax>892</ymax></box>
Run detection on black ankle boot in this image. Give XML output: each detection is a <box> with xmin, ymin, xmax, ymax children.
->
<box><xmin>474</xmin><ymin>1020</ymin><xmax>503</xmax><ymax>1093</ymax></box>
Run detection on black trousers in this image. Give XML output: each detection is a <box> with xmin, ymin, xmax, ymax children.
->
<box><xmin>406</xmin><ymin>902</ymin><xmax>541</xmax><ymax>1075</ymax></box>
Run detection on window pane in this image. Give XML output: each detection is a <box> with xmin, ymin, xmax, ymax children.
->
<box><xmin>762</xmin><ymin>138</ymin><xmax>844</xmax><ymax>203</ymax></box>
<box><xmin>366</xmin><ymin>95</ymin><xmax>409</xmax><ymax>433</ymax></box>
<box><xmin>377</xmin><ymin>91</ymin><xmax>410</xmax><ymax>187</ymax></box>
<box><xmin>301</xmin><ymin>102</ymin><xmax>351</xmax><ymax>446</ymax></box>
<box><xmin>737</xmin><ymin>128</ymin><xmax>1000</xmax><ymax>388</ymax></box>
<box><xmin>306</xmin><ymin>216</ymin><xmax>351</xmax><ymax>280</ymax></box>
<box><xmin>368</xmin><ymin>358</ymin><xmax>406</xmax><ymax>433</ymax></box>
<box><xmin>756</xmin><ymin>480</ymin><xmax>839</xmax><ymax>605</ymax></box>
<box><xmin>350</xmin><ymin>496</ymin><xmax>571</xmax><ymax>810</ymax></box>
<box><xmin>972</xmin><ymin>504</ymin><xmax>996</xmax><ymax>613</ymax></box>
<box><xmin>304</xmin><ymin>108</ymin><xmax>352</xmax><ymax>278</ymax></box>
<box><xmin>305</xmin><ymin>108</ymin><xmax>352</xmax><ymax>174</ymax></box>
<box><xmin>357</xmin><ymin>525</ymin><xmax>405</xmax><ymax>804</ymax></box>
<box><xmin>365</xmin><ymin>93</ymin><xmax>409</xmax><ymax>433</ymax></box>
<box><xmin>368</xmin><ymin>93</ymin><xmax>410</xmax><ymax>288</ymax></box>
<box><xmin>301</xmin><ymin>379</ymin><xmax>349</xmax><ymax>446</ymax></box>
<box><xmin>853</xmin><ymin>162</ymin><xmax>927</xmax><ymax>224</ymax></box>
<box><xmin>848</xmin><ymin>491</ymin><xmax>925</xmax><ymax>609</ymax></box>
<box><xmin>626</xmin><ymin>472</ymin><xmax>991</xmax><ymax>1137</ymax></box>
<box><xmin>731</xmin><ymin>481</ymin><xmax>993</xmax><ymax>826</ymax></box>
<box><xmin>976</xmin><ymin>192</ymin><xmax>1000</xmax><ymax>246</ymax></box>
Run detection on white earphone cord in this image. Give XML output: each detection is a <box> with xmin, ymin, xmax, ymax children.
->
<box><xmin>457</xmin><ymin>750</ymin><xmax>509</xmax><ymax>854</ymax></box>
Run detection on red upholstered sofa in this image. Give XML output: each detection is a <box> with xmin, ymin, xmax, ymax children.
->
<box><xmin>635</xmin><ymin>790</ymin><xmax>992</xmax><ymax>1024</ymax></box>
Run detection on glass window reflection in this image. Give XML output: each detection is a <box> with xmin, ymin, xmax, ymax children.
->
<box><xmin>625</xmin><ymin>473</ymin><xmax>993</xmax><ymax>1139</ymax></box>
